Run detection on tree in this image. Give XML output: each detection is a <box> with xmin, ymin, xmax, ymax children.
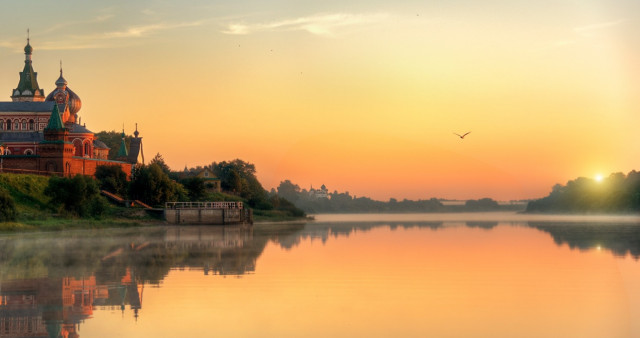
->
<box><xmin>277</xmin><ymin>180</ymin><xmax>301</xmax><ymax>202</ymax></box>
<box><xmin>180</xmin><ymin>177</ymin><xmax>206</xmax><ymax>201</ymax></box>
<box><xmin>149</xmin><ymin>153</ymin><xmax>171</xmax><ymax>175</ymax></box>
<box><xmin>465</xmin><ymin>198</ymin><xmax>499</xmax><ymax>211</ymax></box>
<box><xmin>94</xmin><ymin>131</ymin><xmax>133</xmax><ymax>160</ymax></box>
<box><xmin>129</xmin><ymin>163</ymin><xmax>186</xmax><ymax>206</ymax></box>
<box><xmin>211</xmin><ymin>159</ymin><xmax>269</xmax><ymax>208</ymax></box>
<box><xmin>44</xmin><ymin>175</ymin><xmax>107</xmax><ymax>217</ymax></box>
<box><xmin>95</xmin><ymin>164</ymin><xmax>128</xmax><ymax>196</ymax></box>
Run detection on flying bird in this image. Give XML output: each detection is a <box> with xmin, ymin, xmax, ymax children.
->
<box><xmin>454</xmin><ymin>132</ymin><xmax>471</xmax><ymax>139</ymax></box>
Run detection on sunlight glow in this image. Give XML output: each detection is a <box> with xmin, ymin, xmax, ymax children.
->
<box><xmin>595</xmin><ymin>174</ymin><xmax>604</xmax><ymax>182</ymax></box>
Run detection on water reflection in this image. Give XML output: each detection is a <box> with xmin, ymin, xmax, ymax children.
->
<box><xmin>1</xmin><ymin>217</ymin><xmax>639</xmax><ymax>337</ymax></box>
<box><xmin>0</xmin><ymin>225</ymin><xmax>269</xmax><ymax>338</ymax></box>
<box><xmin>527</xmin><ymin>222</ymin><xmax>640</xmax><ymax>258</ymax></box>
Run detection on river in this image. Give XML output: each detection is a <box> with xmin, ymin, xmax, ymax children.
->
<box><xmin>1</xmin><ymin>212</ymin><xmax>639</xmax><ymax>337</ymax></box>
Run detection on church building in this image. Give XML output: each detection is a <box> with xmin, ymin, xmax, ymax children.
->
<box><xmin>0</xmin><ymin>37</ymin><xmax>141</xmax><ymax>177</ymax></box>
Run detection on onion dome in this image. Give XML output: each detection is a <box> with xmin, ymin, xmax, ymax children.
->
<box><xmin>24</xmin><ymin>42</ymin><xmax>33</xmax><ymax>55</ymax></box>
<box><xmin>46</xmin><ymin>67</ymin><xmax>82</xmax><ymax>115</ymax></box>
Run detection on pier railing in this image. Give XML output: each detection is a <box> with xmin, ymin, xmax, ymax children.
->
<box><xmin>165</xmin><ymin>201</ymin><xmax>244</xmax><ymax>210</ymax></box>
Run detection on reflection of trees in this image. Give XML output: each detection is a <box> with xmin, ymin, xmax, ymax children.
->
<box><xmin>0</xmin><ymin>224</ymin><xmax>305</xmax><ymax>337</ymax></box>
<box><xmin>270</xmin><ymin>222</ymin><xmax>444</xmax><ymax>250</ymax></box>
<box><xmin>527</xmin><ymin>222</ymin><xmax>640</xmax><ymax>258</ymax></box>
<box><xmin>465</xmin><ymin>221</ymin><xmax>499</xmax><ymax>230</ymax></box>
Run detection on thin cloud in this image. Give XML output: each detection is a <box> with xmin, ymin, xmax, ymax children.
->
<box><xmin>33</xmin><ymin>21</ymin><xmax>205</xmax><ymax>50</ymax></box>
<box><xmin>536</xmin><ymin>19</ymin><xmax>625</xmax><ymax>52</ymax></box>
<box><xmin>574</xmin><ymin>19</ymin><xmax>625</xmax><ymax>33</ymax></box>
<box><xmin>40</xmin><ymin>14</ymin><xmax>115</xmax><ymax>34</ymax></box>
<box><xmin>223</xmin><ymin>13</ymin><xmax>389</xmax><ymax>37</ymax></box>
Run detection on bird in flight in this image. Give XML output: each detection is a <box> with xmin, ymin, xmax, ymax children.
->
<box><xmin>454</xmin><ymin>132</ymin><xmax>471</xmax><ymax>139</ymax></box>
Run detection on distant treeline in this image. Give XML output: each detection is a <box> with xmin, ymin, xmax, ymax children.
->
<box><xmin>526</xmin><ymin>171</ymin><xmax>640</xmax><ymax>213</ymax></box>
<box><xmin>274</xmin><ymin>180</ymin><xmax>523</xmax><ymax>213</ymax></box>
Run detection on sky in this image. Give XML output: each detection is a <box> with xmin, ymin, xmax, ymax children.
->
<box><xmin>0</xmin><ymin>0</ymin><xmax>639</xmax><ymax>201</ymax></box>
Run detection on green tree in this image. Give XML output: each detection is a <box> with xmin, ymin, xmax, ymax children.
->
<box><xmin>180</xmin><ymin>177</ymin><xmax>206</xmax><ymax>201</ymax></box>
<box><xmin>211</xmin><ymin>159</ymin><xmax>269</xmax><ymax>208</ymax></box>
<box><xmin>129</xmin><ymin>163</ymin><xmax>186</xmax><ymax>207</ymax></box>
<box><xmin>44</xmin><ymin>175</ymin><xmax>106</xmax><ymax>217</ymax></box>
<box><xmin>277</xmin><ymin>180</ymin><xmax>301</xmax><ymax>203</ymax></box>
<box><xmin>94</xmin><ymin>131</ymin><xmax>133</xmax><ymax>160</ymax></box>
<box><xmin>149</xmin><ymin>153</ymin><xmax>171</xmax><ymax>175</ymax></box>
<box><xmin>94</xmin><ymin>164</ymin><xmax>128</xmax><ymax>196</ymax></box>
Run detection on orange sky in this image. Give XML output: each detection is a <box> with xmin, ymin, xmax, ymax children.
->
<box><xmin>1</xmin><ymin>1</ymin><xmax>639</xmax><ymax>200</ymax></box>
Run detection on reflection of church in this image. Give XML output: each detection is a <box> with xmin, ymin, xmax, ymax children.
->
<box><xmin>0</xmin><ymin>36</ymin><xmax>141</xmax><ymax>177</ymax></box>
<box><xmin>0</xmin><ymin>269</ymin><xmax>144</xmax><ymax>338</ymax></box>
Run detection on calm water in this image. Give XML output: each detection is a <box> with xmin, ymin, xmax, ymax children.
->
<box><xmin>1</xmin><ymin>212</ymin><xmax>640</xmax><ymax>337</ymax></box>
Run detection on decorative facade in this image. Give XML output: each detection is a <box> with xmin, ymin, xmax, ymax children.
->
<box><xmin>0</xmin><ymin>38</ymin><xmax>141</xmax><ymax>177</ymax></box>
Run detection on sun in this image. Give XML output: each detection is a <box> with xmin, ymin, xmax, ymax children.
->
<box><xmin>595</xmin><ymin>174</ymin><xmax>604</xmax><ymax>182</ymax></box>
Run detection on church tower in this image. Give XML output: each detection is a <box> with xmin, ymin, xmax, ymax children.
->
<box><xmin>38</xmin><ymin>104</ymin><xmax>74</xmax><ymax>175</ymax></box>
<box><xmin>11</xmin><ymin>32</ymin><xmax>45</xmax><ymax>102</ymax></box>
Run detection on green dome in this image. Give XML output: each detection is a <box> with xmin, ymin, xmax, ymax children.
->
<box><xmin>24</xmin><ymin>42</ymin><xmax>32</xmax><ymax>54</ymax></box>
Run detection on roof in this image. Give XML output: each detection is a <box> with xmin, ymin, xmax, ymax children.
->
<box><xmin>128</xmin><ymin>137</ymin><xmax>142</xmax><ymax>163</ymax></box>
<box><xmin>0</xmin><ymin>101</ymin><xmax>54</xmax><ymax>112</ymax></box>
<box><xmin>44</xmin><ymin>103</ymin><xmax>65</xmax><ymax>130</ymax></box>
<box><xmin>117</xmin><ymin>137</ymin><xmax>128</xmax><ymax>157</ymax></box>
<box><xmin>93</xmin><ymin>139</ymin><xmax>109</xmax><ymax>149</ymax></box>
<box><xmin>0</xmin><ymin>131</ymin><xmax>43</xmax><ymax>143</ymax></box>
<box><xmin>12</xmin><ymin>41</ymin><xmax>44</xmax><ymax>99</ymax></box>
<box><xmin>68</xmin><ymin>123</ymin><xmax>93</xmax><ymax>134</ymax></box>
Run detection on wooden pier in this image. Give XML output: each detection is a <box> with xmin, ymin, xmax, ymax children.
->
<box><xmin>164</xmin><ymin>201</ymin><xmax>253</xmax><ymax>225</ymax></box>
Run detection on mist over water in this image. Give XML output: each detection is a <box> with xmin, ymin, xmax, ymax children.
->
<box><xmin>1</xmin><ymin>212</ymin><xmax>639</xmax><ymax>337</ymax></box>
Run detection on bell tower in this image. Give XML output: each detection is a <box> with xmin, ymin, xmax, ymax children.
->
<box><xmin>11</xmin><ymin>30</ymin><xmax>45</xmax><ymax>102</ymax></box>
<box><xmin>38</xmin><ymin>104</ymin><xmax>75</xmax><ymax>175</ymax></box>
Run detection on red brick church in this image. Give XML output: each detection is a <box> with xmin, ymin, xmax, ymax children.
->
<box><xmin>0</xmin><ymin>37</ymin><xmax>141</xmax><ymax>177</ymax></box>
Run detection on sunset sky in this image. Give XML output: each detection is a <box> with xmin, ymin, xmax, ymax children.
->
<box><xmin>1</xmin><ymin>1</ymin><xmax>639</xmax><ymax>201</ymax></box>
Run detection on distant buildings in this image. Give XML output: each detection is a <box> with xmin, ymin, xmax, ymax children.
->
<box><xmin>181</xmin><ymin>167</ymin><xmax>222</xmax><ymax>192</ymax></box>
<box><xmin>0</xmin><ymin>37</ymin><xmax>141</xmax><ymax>177</ymax></box>
<box><xmin>308</xmin><ymin>184</ymin><xmax>329</xmax><ymax>199</ymax></box>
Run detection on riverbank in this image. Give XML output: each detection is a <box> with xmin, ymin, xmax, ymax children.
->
<box><xmin>0</xmin><ymin>172</ymin><xmax>310</xmax><ymax>233</ymax></box>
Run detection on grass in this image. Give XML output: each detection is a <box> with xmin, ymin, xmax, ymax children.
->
<box><xmin>0</xmin><ymin>173</ymin><xmax>165</xmax><ymax>232</ymax></box>
<box><xmin>0</xmin><ymin>173</ymin><xmax>308</xmax><ymax>233</ymax></box>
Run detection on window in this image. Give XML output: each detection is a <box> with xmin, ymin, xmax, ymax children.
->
<box><xmin>84</xmin><ymin>142</ymin><xmax>90</xmax><ymax>157</ymax></box>
<box><xmin>13</xmin><ymin>121</ymin><xmax>19</xmax><ymax>130</ymax></box>
<box><xmin>29</xmin><ymin>119</ymin><xmax>34</xmax><ymax>130</ymax></box>
<box><xmin>6</xmin><ymin>119</ymin><xmax>11</xmax><ymax>131</ymax></box>
<box><xmin>73</xmin><ymin>139</ymin><xmax>82</xmax><ymax>157</ymax></box>
<box><xmin>0</xmin><ymin>120</ymin><xmax>3</xmax><ymax>130</ymax></box>
<box><xmin>24</xmin><ymin>149</ymin><xmax>33</xmax><ymax>155</ymax></box>
<box><xmin>21</xmin><ymin>121</ymin><xmax>27</xmax><ymax>130</ymax></box>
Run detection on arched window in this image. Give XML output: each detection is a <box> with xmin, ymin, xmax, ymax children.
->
<box><xmin>21</xmin><ymin>120</ymin><xmax>27</xmax><ymax>130</ymax></box>
<box><xmin>84</xmin><ymin>142</ymin><xmax>91</xmax><ymax>157</ymax></box>
<box><xmin>46</xmin><ymin>161</ymin><xmax>56</xmax><ymax>172</ymax></box>
<box><xmin>6</xmin><ymin>119</ymin><xmax>11</xmax><ymax>131</ymax></box>
<box><xmin>0</xmin><ymin>120</ymin><xmax>4</xmax><ymax>130</ymax></box>
<box><xmin>73</xmin><ymin>139</ymin><xmax>83</xmax><ymax>157</ymax></box>
<box><xmin>13</xmin><ymin>120</ymin><xmax>19</xmax><ymax>130</ymax></box>
<box><xmin>24</xmin><ymin>149</ymin><xmax>33</xmax><ymax>155</ymax></box>
<box><xmin>29</xmin><ymin>119</ymin><xmax>34</xmax><ymax>130</ymax></box>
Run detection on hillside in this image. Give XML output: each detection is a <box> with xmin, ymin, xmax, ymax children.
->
<box><xmin>0</xmin><ymin>173</ymin><xmax>156</xmax><ymax>231</ymax></box>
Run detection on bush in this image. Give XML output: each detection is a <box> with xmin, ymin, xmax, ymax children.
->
<box><xmin>95</xmin><ymin>165</ymin><xmax>128</xmax><ymax>196</ymax></box>
<box><xmin>45</xmin><ymin>175</ymin><xmax>102</xmax><ymax>217</ymax></box>
<box><xmin>0</xmin><ymin>188</ymin><xmax>17</xmax><ymax>221</ymax></box>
